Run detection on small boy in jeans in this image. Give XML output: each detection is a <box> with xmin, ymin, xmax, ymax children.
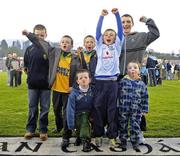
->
<box><xmin>66</xmin><ymin>69</ymin><xmax>94</xmax><ymax>152</ymax></box>
<box><xmin>22</xmin><ymin>25</ymin><xmax>51</xmax><ymax>141</ymax></box>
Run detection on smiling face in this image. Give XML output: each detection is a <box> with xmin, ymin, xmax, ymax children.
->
<box><xmin>60</xmin><ymin>36</ymin><xmax>73</xmax><ymax>52</ymax></box>
<box><xmin>103</xmin><ymin>29</ymin><xmax>116</xmax><ymax>45</ymax></box>
<box><xmin>127</xmin><ymin>62</ymin><xmax>140</xmax><ymax>80</ymax></box>
<box><xmin>121</xmin><ymin>15</ymin><xmax>134</xmax><ymax>35</ymax></box>
<box><xmin>84</xmin><ymin>36</ymin><xmax>95</xmax><ymax>52</ymax></box>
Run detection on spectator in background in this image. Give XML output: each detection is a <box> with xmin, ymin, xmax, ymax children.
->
<box><xmin>140</xmin><ymin>58</ymin><xmax>148</xmax><ymax>85</ymax></box>
<box><xmin>174</xmin><ymin>63</ymin><xmax>180</xmax><ymax>80</ymax></box>
<box><xmin>155</xmin><ymin>59</ymin><xmax>163</xmax><ymax>85</ymax></box>
<box><xmin>146</xmin><ymin>55</ymin><xmax>158</xmax><ymax>86</ymax></box>
<box><xmin>5</xmin><ymin>52</ymin><xmax>12</xmax><ymax>86</ymax></box>
<box><xmin>166</xmin><ymin>61</ymin><xmax>172</xmax><ymax>80</ymax></box>
<box><xmin>17</xmin><ymin>56</ymin><xmax>23</xmax><ymax>85</ymax></box>
<box><xmin>9</xmin><ymin>52</ymin><xmax>20</xmax><ymax>87</ymax></box>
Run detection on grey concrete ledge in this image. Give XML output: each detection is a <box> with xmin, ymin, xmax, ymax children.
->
<box><xmin>0</xmin><ymin>137</ymin><xmax>180</xmax><ymax>155</ymax></box>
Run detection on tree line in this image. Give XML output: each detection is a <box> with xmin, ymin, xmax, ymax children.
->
<box><xmin>0</xmin><ymin>39</ymin><xmax>180</xmax><ymax>60</ymax></box>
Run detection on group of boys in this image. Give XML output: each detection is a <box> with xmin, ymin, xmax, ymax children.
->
<box><xmin>22</xmin><ymin>8</ymin><xmax>149</xmax><ymax>153</ymax></box>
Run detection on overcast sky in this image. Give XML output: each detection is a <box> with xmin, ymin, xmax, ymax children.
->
<box><xmin>1</xmin><ymin>0</ymin><xmax>180</xmax><ymax>53</ymax></box>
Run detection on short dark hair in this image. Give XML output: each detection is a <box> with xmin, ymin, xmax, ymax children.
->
<box><xmin>84</xmin><ymin>35</ymin><xmax>95</xmax><ymax>43</ymax></box>
<box><xmin>33</xmin><ymin>24</ymin><xmax>47</xmax><ymax>33</ymax></box>
<box><xmin>76</xmin><ymin>69</ymin><xmax>91</xmax><ymax>80</ymax></box>
<box><xmin>62</xmin><ymin>35</ymin><xmax>73</xmax><ymax>46</ymax></box>
<box><xmin>122</xmin><ymin>14</ymin><xmax>134</xmax><ymax>25</ymax></box>
<box><xmin>104</xmin><ymin>29</ymin><xmax>116</xmax><ymax>36</ymax></box>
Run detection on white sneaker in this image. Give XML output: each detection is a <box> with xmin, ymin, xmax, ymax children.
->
<box><xmin>139</xmin><ymin>132</ymin><xmax>145</xmax><ymax>144</ymax></box>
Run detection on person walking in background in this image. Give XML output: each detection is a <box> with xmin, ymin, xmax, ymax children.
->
<box><xmin>140</xmin><ymin>58</ymin><xmax>148</xmax><ymax>85</ymax></box>
<box><xmin>166</xmin><ymin>60</ymin><xmax>172</xmax><ymax>80</ymax></box>
<box><xmin>66</xmin><ymin>69</ymin><xmax>94</xmax><ymax>152</ymax></box>
<box><xmin>174</xmin><ymin>63</ymin><xmax>180</xmax><ymax>80</ymax></box>
<box><xmin>146</xmin><ymin>55</ymin><xmax>158</xmax><ymax>86</ymax></box>
<box><xmin>22</xmin><ymin>24</ymin><xmax>51</xmax><ymax>141</ymax></box>
<box><xmin>118</xmin><ymin>62</ymin><xmax>148</xmax><ymax>152</ymax></box>
<box><xmin>92</xmin><ymin>8</ymin><xmax>123</xmax><ymax>148</ymax></box>
<box><xmin>9</xmin><ymin>52</ymin><xmax>20</xmax><ymax>87</ymax></box>
<box><xmin>5</xmin><ymin>52</ymin><xmax>12</xmax><ymax>86</ymax></box>
<box><xmin>17</xmin><ymin>56</ymin><xmax>23</xmax><ymax>86</ymax></box>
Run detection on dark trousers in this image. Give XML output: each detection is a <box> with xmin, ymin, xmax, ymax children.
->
<box><xmin>141</xmin><ymin>75</ymin><xmax>148</xmax><ymax>85</ymax></box>
<box><xmin>52</xmin><ymin>91</ymin><xmax>72</xmax><ymax>139</ymax></box>
<box><xmin>148</xmin><ymin>69</ymin><xmax>157</xmax><ymax>86</ymax></box>
<box><xmin>17</xmin><ymin>71</ymin><xmax>22</xmax><ymax>85</ymax></box>
<box><xmin>92</xmin><ymin>80</ymin><xmax>118</xmax><ymax>139</ymax></box>
<box><xmin>10</xmin><ymin>70</ymin><xmax>18</xmax><ymax>87</ymax></box>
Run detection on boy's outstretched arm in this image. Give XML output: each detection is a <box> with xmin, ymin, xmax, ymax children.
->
<box><xmin>112</xmin><ymin>8</ymin><xmax>123</xmax><ymax>41</ymax></box>
<box><xmin>96</xmin><ymin>9</ymin><xmax>108</xmax><ymax>41</ymax></box>
<box><xmin>22</xmin><ymin>30</ymin><xmax>42</xmax><ymax>47</ymax></box>
<box><xmin>22</xmin><ymin>29</ymin><xmax>50</xmax><ymax>54</ymax></box>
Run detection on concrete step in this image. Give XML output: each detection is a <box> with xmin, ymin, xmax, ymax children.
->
<box><xmin>0</xmin><ymin>137</ymin><xmax>180</xmax><ymax>155</ymax></box>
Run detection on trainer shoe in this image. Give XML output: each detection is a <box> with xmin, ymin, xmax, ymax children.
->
<box><xmin>139</xmin><ymin>132</ymin><xmax>146</xmax><ymax>144</ymax></box>
<box><xmin>61</xmin><ymin>139</ymin><xmax>69</xmax><ymax>148</ymax></box>
<box><xmin>109</xmin><ymin>138</ymin><xmax>119</xmax><ymax>148</ymax></box>
<box><xmin>51</xmin><ymin>128</ymin><xmax>61</xmax><ymax>133</ymax></box>
<box><xmin>75</xmin><ymin>137</ymin><xmax>82</xmax><ymax>146</ymax></box>
<box><xmin>82</xmin><ymin>140</ymin><xmax>91</xmax><ymax>152</ymax></box>
<box><xmin>40</xmin><ymin>133</ymin><xmax>48</xmax><ymax>141</ymax></box>
<box><xmin>24</xmin><ymin>132</ymin><xmax>34</xmax><ymax>140</ymax></box>
<box><xmin>95</xmin><ymin>137</ymin><xmax>102</xmax><ymax>147</ymax></box>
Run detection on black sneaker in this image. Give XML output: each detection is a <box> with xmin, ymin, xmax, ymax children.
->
<box><xmin>133</xmin><ymin>145</ymin><xmax>141</xmax><ymax>152</ymax></box>
<box><xmin>133</xmin><ymin>147</ymin><xmax>141</xmax><ymax>152</ymax></box>
<box><xmin>61</xmin><ymin>139</ymin><xmax>69</xmax><ymax>148</ymax></box>
<box><xmin>75</xmin><ymin>137</ymin><xmax>82</xmax><ymax>146</ymax></box>
<box><xmin>82</xmin><ymin>140</ymin><xmax>91</xmax><ymax>152</ymax></box>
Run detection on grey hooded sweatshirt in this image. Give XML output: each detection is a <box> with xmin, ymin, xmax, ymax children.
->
<box><xmin>119</xmin><ymin>18</ymin><xmax>160</xmax><ymax>75</ymax></box>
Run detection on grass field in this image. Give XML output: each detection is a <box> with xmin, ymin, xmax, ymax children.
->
<box><xmin>0</xmin><ymin>72</ymin><xmax>180</xmax><ymax>137</ymax></box>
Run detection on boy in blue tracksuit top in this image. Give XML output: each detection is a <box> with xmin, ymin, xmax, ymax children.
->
<box><xmin>118</xmin><ymin>62</ymin><xmax>149</xmax><ymax>152</ymax></box>
<box><xmin>92</xmin><ymin>8</ymin><xmax>123</xmax><ymax>148</ymax></box>
<box><xmin>67</xmin><ymin>69</ymin><xmax>94</xmax><ymax>152</ymax></box>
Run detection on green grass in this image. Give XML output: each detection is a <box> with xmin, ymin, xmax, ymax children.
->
<box><xmin>0</xmin><ymin>72</ymin><xmax>180</xmax><ymax>137</ymax></box>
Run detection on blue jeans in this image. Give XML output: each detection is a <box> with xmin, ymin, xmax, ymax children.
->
<box><xmin>26</xmin><ymin>89</ymin><xmax>51</xmax><ymax>133</ymax></box>
<box><xmin>148</xmin><ymin>69</ymin><xmax>157</xmax><ymax>86</ymax></box>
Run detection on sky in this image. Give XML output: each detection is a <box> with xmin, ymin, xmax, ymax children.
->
<box><xmin>1</xmin><ymin>0</ymin><xmax>180</xmax><ymax>54</ymax></box>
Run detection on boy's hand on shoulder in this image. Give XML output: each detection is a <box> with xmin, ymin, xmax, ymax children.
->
<box><xmin>101</xmin><ymin>9</ymin><xmax>108</xmax><ymax>16</ymax></box>
<box><xmin>22</xmin><ymin>30</ymin><xmax>29</xmax><ymax>36</ymax></box>
<box><xmin>68</xmin><ymin>87</ymin><xmax>73</xmax><ymax>93</ymax></box>
<box><xmin>77</xmin><ymin>47</ymin><xmax>83</xmax><ymax>55</ymax></box>
<box><xmin>111</xmin><ymin>8</ymin><xmax>118</xmax><ymax>14</ymax></box>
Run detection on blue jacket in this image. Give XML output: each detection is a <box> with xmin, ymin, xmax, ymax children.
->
<box><xmin>66</xmin><ymin>86</ymin><xmax>94</xmax><ymax>130</ymax></box>
<box><xmin>24</xmin><ymin>43</ymin><xmax>49</xmax><ymax>89</ymax></box>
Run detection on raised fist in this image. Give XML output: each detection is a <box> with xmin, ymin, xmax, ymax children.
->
<box><xmin>111</xmin><ymin>8</ymin><xmax>118</xmax><ymax>14</ymax></box>
<box><xmin>22</xmin><ymin>30</ymin><xmax>29</xmax><ymax>36</ymax></box>
<box><xmin>101</xmin><ymin>9</ymin><xmax>108</xmax><ymax>16</ymax></box>
<box><xmin>139</xmin><ymin>16</ymin><xmax>148</xmax><ymax>23</ymax></box>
